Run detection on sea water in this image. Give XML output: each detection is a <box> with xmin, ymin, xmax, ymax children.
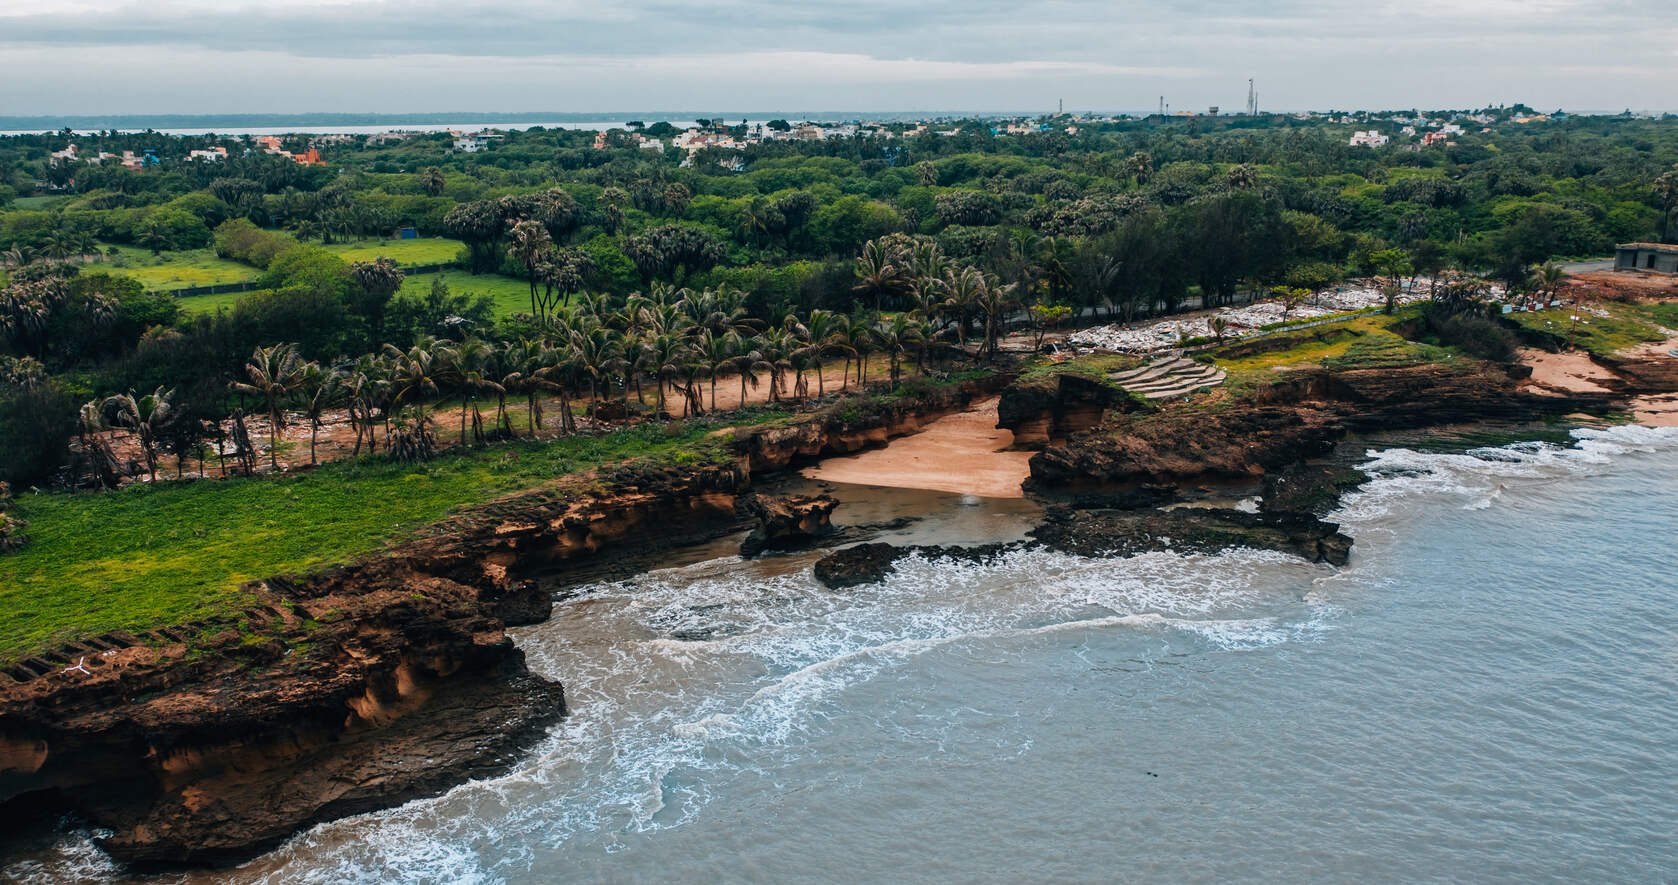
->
<box><xmin>8</xmin><ymin>426</ymin><xmax>1677</xmax><ymax>883</ymax></box>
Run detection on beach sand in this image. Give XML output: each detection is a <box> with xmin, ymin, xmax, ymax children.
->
<box><xmin>803</xmin><ymin>396</ymin><xmax>1034</xmax><ymax>498</ymax></box>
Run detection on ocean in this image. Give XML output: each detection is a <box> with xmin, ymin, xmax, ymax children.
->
<box><xmin>9</xmin><ymin>425</ymin><xmax>1677</xmax><ymax>883</ymax></box>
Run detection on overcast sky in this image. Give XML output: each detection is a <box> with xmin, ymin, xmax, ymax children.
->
<box><xmin>0</xmin><ymin>0</ymin><xmax>1673</xmax><ymax>116</ymax></box>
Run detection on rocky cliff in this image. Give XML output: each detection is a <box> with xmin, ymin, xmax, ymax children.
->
<box><xmin>0</xmin><ymin>377</ymin><xmax>1006</xmax><ymax>869</ymax></box>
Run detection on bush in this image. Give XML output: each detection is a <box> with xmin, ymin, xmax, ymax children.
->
<box><xmin>1427</xmin><ymin>311</ymin><xmax>1517</xmax><ymax>362</ymax></box>
<box><xmin>212</xmin><ymin>219</ymin><xmax>296</xmax><ymax>269</ymax></box>
<box><xmin>0</xmin><ymin>382</ymin><xmax>76</xmax><ymax>488</ymax></box>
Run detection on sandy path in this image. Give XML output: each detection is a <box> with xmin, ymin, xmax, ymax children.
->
<box><xmin>802</xmin><ymin>397</ymin><xmax>1034</xmax><ymax>499</ymax></box>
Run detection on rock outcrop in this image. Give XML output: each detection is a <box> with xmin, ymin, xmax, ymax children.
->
<box><xmin>739</xmin><ymin>493</ymin><xmax>838</xmax><ymax>557</ymax></box>
<box><xmin>1029</xmin><ymin>364</ymin><xmax>1616</xmax><ymax>489</ymax></box>
<box><xmin>811</xmin><ymin>502</ymin><xmax>1353</xmax><ymax>590</ymax></box>
<box><xmin>996</xmin><ymin>372</ymin><xmax>1138</xmax><ymax>447</ymax></box>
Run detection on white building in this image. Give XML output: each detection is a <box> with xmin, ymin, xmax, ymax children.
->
<box><xmin>452</xmin><ymin>132</ymin><xmax>503</xmax><ymax>153</ymax></box>
<box><xmin>1349</xmin><ymin>130</ymin><xmax>1390</xmax><ymax>148</ymax></box>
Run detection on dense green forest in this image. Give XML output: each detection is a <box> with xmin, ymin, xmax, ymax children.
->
<box><xmin>3</xmin><ymin>111</ymin><xmax>1677</xmax><ymax>489</ymax></box>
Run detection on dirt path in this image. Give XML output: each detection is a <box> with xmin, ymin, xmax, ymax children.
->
<box><xmin>802</xmin><ymin>396</ymin><xmax>1034</xmax><ymax>498</ymax></box>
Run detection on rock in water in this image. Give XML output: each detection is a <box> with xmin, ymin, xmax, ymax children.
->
<box><xmin>813</xmin><ymin>542</ymin><xmax>908</xmax><ymax>588</ymax></box>
<box><xmin>739</xmin><ymin>493</ymin><xmax>839</xmax><ymax>557</ymax></box>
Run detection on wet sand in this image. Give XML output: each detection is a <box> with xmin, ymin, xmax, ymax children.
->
<box><xmin>802</xmin><ymin>397</ymin><xmax>1034</xmax><ymax>498</ymax></box>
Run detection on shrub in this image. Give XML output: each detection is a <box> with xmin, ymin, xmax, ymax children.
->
<box><xmin>1428</xmin><ymin>311</ymin><xmax>1517</xmax><ymax>362</ymax></box>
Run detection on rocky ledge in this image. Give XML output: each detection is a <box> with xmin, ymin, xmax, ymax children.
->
<box><xmin>1028</xmin><ymin>364</ymin><xmax>1616</xmax><ymax>489</ymax></box>
<box><xmin>811</xmin><ymin>503</ymin><xmax>1351</xmax><ymax>590</ymax></box>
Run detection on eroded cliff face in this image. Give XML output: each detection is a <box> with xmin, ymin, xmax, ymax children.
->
<box><xmin>0</xmin><ymin>378</ymin><xmax>1006</xmax><ymax>869</ymax></box>
<box><xmin>1028</xmin><ymin>364</ymin><xmax>1616</xmax><ymax>489</ymax></box>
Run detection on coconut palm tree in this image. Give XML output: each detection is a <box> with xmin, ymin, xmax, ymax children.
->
<box><xmin>975</xmin><ymin>276</ymin><xmax>1020</xmax><ymax>360</ymax></box>
<box><xmin>573</xmin><ymin>325</ymin><xmax>624</xmax><ymax>405</ymax></box>
<box><xmin>872</xmin><ymin>314</ymin><xmax>922</xmax><ymax>389</ymax></box>
<box><xmin>801</xmin><ymin>309</ymin><xmax>841</xmax><ymax>397</ymax></box>
<box><xmin>699</xmin><ymin>329</ymin><xmax>736</xmax><ymax>412</ymax></box>
<box><xmin>853</xmin><ymin>238</ymin><xmax>901</xmax><ymax>311</ymax></box>
<box><xmin>506</xmin><ymin>219</ymin><xmax>555</xmax><ymax>318</ymax></box>
<box><xmin>230</xmin><ymin>343</ymin><xmax>303</xmax><ymax>469</ymax></box>
<box><xmin>729</xmin><ymin>335</ymin><xmax>770</xmax><ymax>409</ymax></box>
<box><xmin>383</xmin><ymin>339</ymin><xmax>443</xmax><ymax>408</ymax></box>
<box><xmin>641</xmin><ymin>331</ymin><xmax>691</xmax><ymax>413</ymax></box>
<box><xmin>298</xmin><ymin>362</ymin><xmax>340</xmax><ymax>465</ymax></box>
<box><xmin>941</xmin><ymin>266</ymin><xmax>985</xmax><ymax>350</ymax></box>
<box><xmin>103</xmin><ymin>387</ymin><xmax>177</xmax><ymax>481</ymax></box>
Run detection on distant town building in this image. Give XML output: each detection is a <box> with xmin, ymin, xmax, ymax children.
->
<box><xmin>452</xmin><ymin>132</ymin><xmax>503</xmax><ymax>153</ymax></box>
<box><xmin>1349</xmin><ymin>130</ymin><xmax>1389</xmax><ymax>147</ymax></box>
<box><xmin>50</xmin><ymin>145</ymin><xmax>78</xmax><ymax>162</ymax></box>
<box><xmin>189</xmin><ymin>147</ymin><xmax>228</xmax><ymax>162</ymax></box>
<box><xmin>1615</xmin><ymin>242</ymin><xmax>1678</xmax><ymax>273</ymax></box>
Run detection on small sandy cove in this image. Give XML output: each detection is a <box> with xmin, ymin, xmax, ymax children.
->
<box><xmin>803</xmin><ymin>396</ymin><xmax>1034</xmax><ymax>498</ymax></box>
<box><xmin>1519</xmin><ymin>342</ymin><xmax>1678</xmax><ymax>427</ymax></box>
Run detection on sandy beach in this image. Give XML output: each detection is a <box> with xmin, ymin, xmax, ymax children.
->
<box><xmin>803</xmin><ymin>396</ymin><xmax>1034</xmax><ymax>498</ymax></box>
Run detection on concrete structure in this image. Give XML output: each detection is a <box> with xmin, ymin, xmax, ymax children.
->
<box><xmin>1615</xmin><ymin>243</ymin><xmax>1678</xmax><ymax>273</ymax></box>
<box><xmin>1349</xmin><ymin>130</ymin><xmax>1389</xmax><ymax>147</ymax></box>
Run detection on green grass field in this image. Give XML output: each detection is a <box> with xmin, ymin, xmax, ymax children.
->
<box><xmin>321</xmin><ymin>237</ymin><xmax>463</xmax><ymax>266</ymax></box>
<box><xmin>0</xmin><ymin>415</ymin><xmax>777</xmax><ymax>663</ymax></box>
<box><xmin>176</xmin><ymin>289</ymin><xmax>265</xmax><ymax>314</ymax></box>
<box><xmin>401</xmin><ymin>268</ymin><xmax>540</xmax><ymax>319</ymax></box>
<box><xmin>97</xmin><ymin>245</ymin><xmax>258</xmax><ymax>291</ymax></box>
<box><xmin>1506</xmin><ymin>305</ymin><xmax>1667</xmax><ymax>357</ymax></box>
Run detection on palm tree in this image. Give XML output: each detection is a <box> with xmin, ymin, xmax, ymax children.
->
<box><xmin>298</xmin><ymin>362</ymin><xmax>340</xmax><ymax>465</ymax></box>
<box><xmin>801</xmin><ymin>309</ymin><xmax>840</xmax><ymax>397</ymax></box>
<box><xmin>941</xmin><ymin>266</ymin><xmax>985</xmax><ymax>350</ymax></box>
<box><xmin>1208</xmin><ymin>315</ymin><xmax>1229</xmax><ymax>344</ymax></box>
<box><xmin>507</xmin><ymin>219</ymin><xmax>555</xmax><ymax>318</ymax></box>
<box><xmin>699</xmin><ymin>329</ymin><xmax>736</xmax><ymax>412</ymax></box>
<box><xmin>872</xmin><ymin>314</ymin><xmax>922</xmax><ymax>389</ymax></box>
<box><xmin>975</xmin><ymin>276</ymin><xmax>1020</xmax><ymax>360</ymax></box>
<box><xmin>1654</xmin><ymin>165</ymin><xmax>1678</xmax><ymax>243</ymax></box>
<box><xmin>1127</xmin><ymin>151</ymin><xmax>1154</xmax><ymax>186</ymax></box>
<box><xmin>230</xmin><ymin>343</ymin><xmax>304</xmax><ymax>469</ymax></box>
<box><xmin>729</xmin><ymin>335</ymin><xmax>770</xmax><ymax>409</ymax></box>
<box><xmin>103</xmin><ymin>387</ymin><xmax>177</xmax><ymax>481</ymax></box>
<box><xmin>420</xmin><ymin>166</ymin><xmax>446</xmax><ymax>197</ymax></box>
<box><xmin>383</xmin><ymin>339</ymin><xmax>443</xmax><ymax>408</ymax></box>
<box><xmin>635</xmin><ymin>331</ymin><xmax>685</xmax><ymax>413</ymax></box>
<box><xmin>501</xmin><ymin>338</ymin><xmax>556</xmax><ymax>436</ymax></box>
<box><xmin>853</xmin><ymin>238</ymin><xmax>901</xmax><ymax>311</ymax></box>
<box><xmin>766</xmin><ymin>327</ymin><xmax>805</xmax><ymax>402</ymax></box>
<box><xmin>573</xmin><ymin>325</ymin><xmax>624</xmax><ymax>405</ymax></box>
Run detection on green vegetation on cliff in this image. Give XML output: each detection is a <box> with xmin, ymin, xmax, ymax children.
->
<box><xmin>0</xmin><ymin>413</ymin><xmax>767</xmax><ymax>662</ymax></box>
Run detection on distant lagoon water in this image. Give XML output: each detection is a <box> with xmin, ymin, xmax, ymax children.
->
<box><xmin>0</xmin><ymin>121</ymin><xmax>703</xmax><ymax>137</ymax></box>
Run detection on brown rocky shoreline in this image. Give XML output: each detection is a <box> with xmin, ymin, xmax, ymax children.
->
<box><xmin>0</xmin><ymin>352</ymin><xmax>1644</xmax><ymax>870</ymax></box>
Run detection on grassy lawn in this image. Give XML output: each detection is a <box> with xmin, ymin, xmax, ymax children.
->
<box><xmin>1506</xmin><ymin>305</ymin><xmax>1667</xmax><ymax>357</ymax></box>
<box><xmin>171</xmin><ymin>269</ymin><xmax>532</xmax><ymax>318</ymax></box>
<box><xmin>321</xmin><ymin>237</ymin><xmax>463</xmax><ymax>266</ymax></box>
<box><xmin>10</xmin><ymin>196</ymin><xmax>68</xmax><ymax>210</ymax></box>
<box><xmin>176</xmin><ymin>289</ymin><xmax>265</xmax><ymax>315</ymax></box>
<box><xmin>1209</xmin><ymin>312</ymin><xmax>1452</xmax><ymax>391</ymax></box>
<box><xmin>96</xmin><ymin>245</ymin><xmax>258</xmax><ymax>291</ymax></box>
<box><xmin>0</xmin><ymin>414</ymin><xmax>782</xmax><ymax>663</ymax></box>
<box><xmin>401</xmin><ymin>268</ymin><xmax>540</xmax><ymax>319</ymax></box>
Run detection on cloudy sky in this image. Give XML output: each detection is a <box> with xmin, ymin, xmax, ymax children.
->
<box><xmin>0</xmin><ymin>0</ymin><xmax>1672</xmax><ymax>116</ymax></box>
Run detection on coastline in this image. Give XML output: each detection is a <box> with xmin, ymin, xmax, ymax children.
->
<box><xmin>3</xmin><ymin>332</ymin><xmax>1674</xmax><ymax>871</ymax></box>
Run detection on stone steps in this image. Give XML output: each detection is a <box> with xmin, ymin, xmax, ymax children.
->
<box><xmin>1105</xmin><ymin>356</ymin><xmax>1226</xmax><ymax>401</ymax></box>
